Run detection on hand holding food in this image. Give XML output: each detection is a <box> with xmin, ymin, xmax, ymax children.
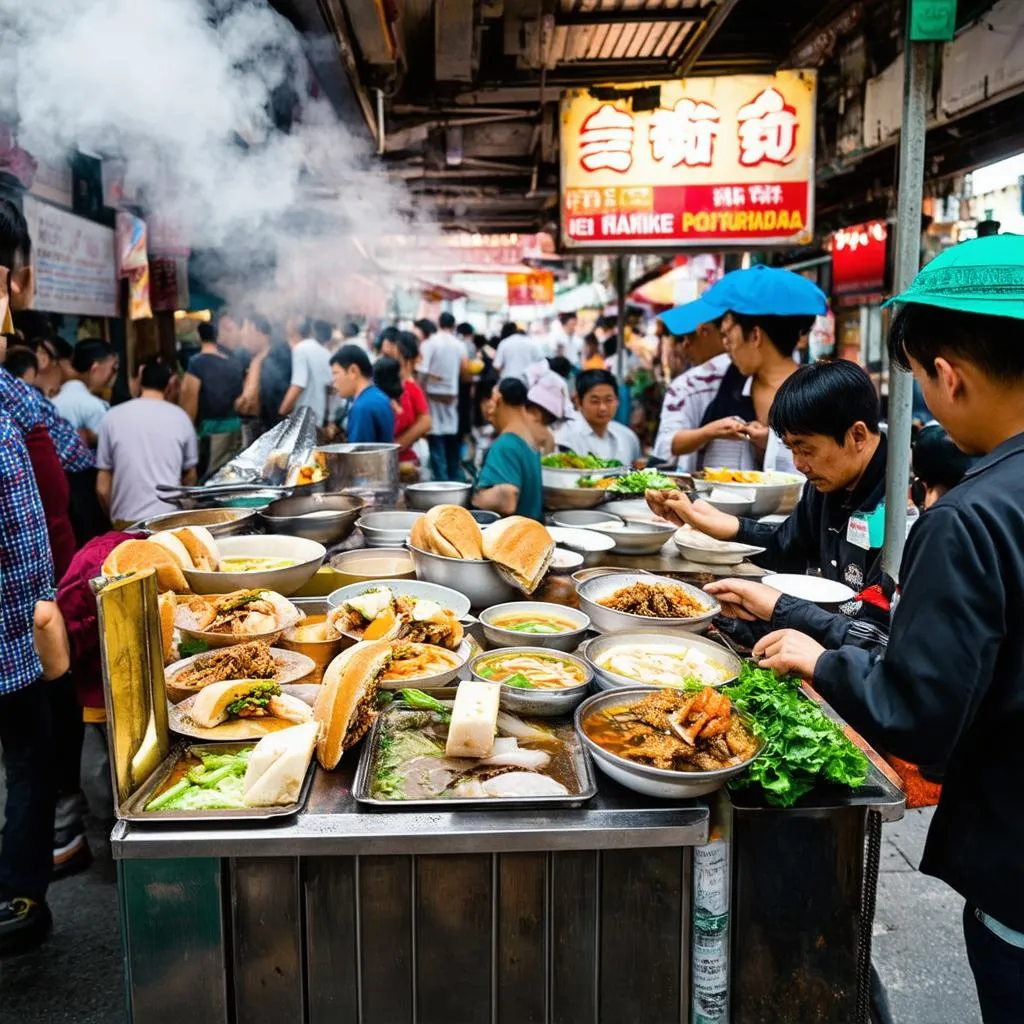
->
<box><xmin>742</xmin><ymin>421</ymin><xmax>770</xmax><ymax>450</ymax></box>
<box><xmin>703</xmin><ymin>579</ymin><xmax>782</xmax><ymax>622</ymax></box>
<box><xmin>752</xmin><ymin>629</ymin><xmax>825</xmax><ymax>678</ymax></box>
<box><xmin>645</xmin><ymin>489</ymin><xmax>739</xmax><ymax>540</ymax></box>
<box><xmin>703</xmin><ymin>416</ymin><xmax>749</xmax><ymax>442</ymax></box>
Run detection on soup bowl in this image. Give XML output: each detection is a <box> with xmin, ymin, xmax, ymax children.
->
<box><xmin>575</xmin><ymin>687</ymin><xmax>764</xmax><ymax>799</ymax></box>
<box><xmin>469</xmin><ymin>646</ymin><xmax>592</xmax><ymax>717</ymax></box>
<box><xmin>183</xmin><ymin>534</ymin><xmax>326</xmax><ymax>596</ymax></box>
<box><xmin>479</xmin><ymin>601</ymin><xmax>591</xmax><ymax>652</ymax></box>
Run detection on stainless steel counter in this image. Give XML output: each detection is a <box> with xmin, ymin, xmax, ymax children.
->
<box><xmin>111</xmin><ymin>762</ymin><xmax>709</xmax><ymax>860</ymax></box>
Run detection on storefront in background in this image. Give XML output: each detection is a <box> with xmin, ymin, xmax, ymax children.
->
<box><xmin>829</xmin><ymin>219</ymin><xmax>890</xmax><ymax>372</ymax></box>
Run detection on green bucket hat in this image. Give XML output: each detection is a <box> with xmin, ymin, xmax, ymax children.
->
<box><xmin>884</xmin><ymin>235</ymin><xmax>1024</xmax><ymax>318</ymax></box>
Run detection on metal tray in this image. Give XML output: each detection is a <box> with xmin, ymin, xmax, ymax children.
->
<box><xmin>353</xmin><ymin>702</ymin><xmax>598</xmax><ymax>811</ymax></box>
<box><xmin>119</xmin><ymin>741</ymin><xmax>316</xmax><ymax>827</ymax></box>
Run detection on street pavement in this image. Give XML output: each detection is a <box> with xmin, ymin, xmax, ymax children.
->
<box><xmin>0</xmin><ymin>795</ymin><xmax>983</xmax><ymax>1023</ymax></box>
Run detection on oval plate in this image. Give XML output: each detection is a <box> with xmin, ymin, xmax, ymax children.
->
<box><xmin>165</xmin><ymin>647</ymin><xmax>316</xmax><ymax>704</ymax></box>
<box><xmin>168</xmin><ymin>688</ymin><xmax>317</xmax><ymax>741</ymax></box>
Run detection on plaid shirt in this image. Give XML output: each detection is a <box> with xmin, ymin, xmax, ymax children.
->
<box><xmin>0</xmin><ymin>367</ymin><xmax>94</xmax><ymax>471</ymax></box>
<box><xmin>0</xmin><ymin>407</ymin><xmax>52</xmax><ymax>695</ymax></box>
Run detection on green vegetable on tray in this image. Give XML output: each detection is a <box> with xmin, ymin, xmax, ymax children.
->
<box><xmin>145</xmin><ymin>747</ymin><xmax>252</xmax><ymax>812</ymax></box>
<box><xmin>720</xmin><ymin>663</ymin><xmax>869</xmax><ymax>808</ymax></box>
<box><xmin>606</xmin><ymin>469</ymin><xmax>679</xmax><ymax>494</ymax></box>
<box><xmin>542</xmin><ymin>452</ymin><xmax>622</xmax><ymax>470</ymax></box>
<box><xmin>397</xmin><ymin>688</ymin><xmax>452</xmax><ymax>722</ymax></box>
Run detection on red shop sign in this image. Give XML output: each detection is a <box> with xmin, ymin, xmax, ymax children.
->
<box><xmin>832</xmin><ymin>220</ymin><xmax>888</xmax><ymax>298</ymax></box>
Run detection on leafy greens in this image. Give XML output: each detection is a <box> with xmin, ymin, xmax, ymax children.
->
<box><xmin>542</xmin><ymin>452</ymin><xmax>622</xmax><ymax>469</ymax></box>
<box><xmin>721</xmin><ymin>663</ymin><xmax>869</xmax><ymax>807</ymax></box>
<box><xmin>582</xmin><ymin>468</ymin><xmax>679</xmax><ymax>494</ymax></box>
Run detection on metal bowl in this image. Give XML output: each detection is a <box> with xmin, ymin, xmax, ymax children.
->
<box><xmin>586</xmin><ymin>520</ymin><xmax>677</xmax><ymax>555</ymax></box>
<box><xmin>542</xmin><ymin>484</ymin><xmax>610</xmax><ymax>511</ymax></box>
<box><xmin>579</xmin><ymin>629</ymin><xmax>741</xmax><ymax>691</ymax></box>
<box><xmin>549</xmin><ymin>548</ymin><xmax>585</xmax><ymax>574</ymax></box>
<box><xmin>545</xmin><ymin>527</ymin><xmax>616</xmax><ymax>567</ymax></box>
<box><xmin>407</xmin><ymin>544</ymin><xmax>518</xmax><ymax>608</ymax></box>
<box><xmin>576</xmin><ymin>572</ymin><xmax>719</xmax><ymax>635</ymax></box>
<box><xmin>328</xmin><ymin>547</ymin><xmax>416</xmax><ymax>585</ymax></box>
<box><xmin>693</xmin><ymin>473</ymin><xmax>804</xmax><ymax>516</ymax></box>
<box><xmin>551</xmin><ymin>509</ymin><xmax>624</xmax><ymax>529</ymax></box>
<box><xmin>479</xmin><ymin>601</ymin><xmax>591</xmax><ymax>652</ymax></box>
<box><xmin>358</xmin><ymin>510</ymin><xmax>424</xmax><ymax>548</ymax></box>
<box><xmin>701</xmin><ymin>489</ymin><xmax>756</xmax><ymax>516</ymax></box>
<box><xmin>673</xmin><ymin>527</ymin><xmax>765</xmax><ymax>566</ymax></box>
<box><xmin>575</xmin><ymin>687</ymin><xmax>764</xmax><ymax>799</ymax></box>
<box><xmin>133</xmin><ymin>507</ymin><xmax>258</xmax><ymax>538</ymax></box>
<box><xmin>279</xmin><ymin>597</ymin><xmax>350</xmax><ymax>684</ymax></box>
<box><xmin>469</xmin><ymin>510</ymin><xmax>500</xmax><ymax>526</ymax></box>
<box><xmin>183</xmin><ymin>535</ymin><xmax>326</xmax><ymax>596</ymax></box>
<box><xmin>259</xmin><ymin>492</ymin><xmax>365</xmax><ymax>545</ymax></box>
<box><xmin>469</xmin><ymin>646</ymin><xmax>593</xmax><ymax>717</ymax></box>
<box><xmin>405</xmin><ymin>481</ymin><xmax>472</xmax><ymax>510</ymax></box>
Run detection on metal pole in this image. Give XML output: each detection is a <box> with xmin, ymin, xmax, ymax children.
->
<box><xmin>881</xmin><ymin>21</ymin><xmax>930</xmax><ymax>577</ymax></box>
<box><xmin>614</xmin><ymin>256</ymin><xmax>629</xmax><ymax>425</ymax></box>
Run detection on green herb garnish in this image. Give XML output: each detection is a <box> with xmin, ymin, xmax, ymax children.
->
<box><xmin>607</xmin><ymin>469</ymin><xmax>678</xmax><ymax>494</ymax></box>
<box><xmin>541</xmin><ymin>452</ymin><xmax>621</xmax><ymax>469</ymax></box>
<box><xmin>224</xmin><ymin>681</ymin><xmax>280</xmax><ymax>717</ymax></box>
<box><xmin>178</xmin><ymin>637</ymin><xmax>210</xmax><ymax>659</ymax></box>
<box><xmin>502</xmin><ymin>672</ymin><xmax>535</xmax><ymax>689</ymax></box>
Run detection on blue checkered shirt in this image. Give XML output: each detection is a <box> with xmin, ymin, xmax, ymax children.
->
<box><xmin>0</xmin><ymin>406</ymin><xmax>51</xmax><ymax>695</ymax></box>
<box><xmin>0</xmin><ymin>367</ymin><xmax>94</xmax><ymax>471</ymax></box>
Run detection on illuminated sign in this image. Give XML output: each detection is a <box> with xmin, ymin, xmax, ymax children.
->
<box><xmin>560</xmin><ymin>72</ymin><xmax>816</xmax><ymax>251</ymax></box>
<box><xmin>832</xmin><ymin>220</ymin><xmax>888</xmax><ymax>299</ymax></box>
<box><xmin>507</xmin><ymin>271</ymin><xmax>555</xmax><ymax>306</ymax></box>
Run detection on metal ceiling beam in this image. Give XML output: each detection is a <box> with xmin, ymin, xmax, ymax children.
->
<box><xmin>673</xmin><ymin>0</ymin><xmax>742</xmax><ymax>75</ymax></box>
<box><xmin>555</xmin><ymin>8</ymin><xmax>705</xmax><ymax>26</ymax></box>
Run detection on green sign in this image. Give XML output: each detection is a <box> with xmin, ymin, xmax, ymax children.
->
<box><xmin>910</xmin><ymin>0</ymin><xmax>957</xmax><ymax>41</ymax></box>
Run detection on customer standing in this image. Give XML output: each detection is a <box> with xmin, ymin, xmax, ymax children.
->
<box><xmin>555</xmin><ymin>369</ymin><xmax>641</xmax><ymax>466</ymax></box>
<box><xmin>95</xmin><ymin>361</ymin><xmax>198</xmax><ymax>526</ymax></box>
<box><xmin>53</xmin><ymin>338</ymin><xmax>116</xmax><ymax>447</ymax></box>
<box><xmin>419</xmin><ymin>312</ymin><xmax>467</xmax><ymax>480</ymax></box>
<box><xmin>279</xmin><ymin>316</ymin><xmax>333</xmax><ymax>426</ymax></box>
<box><xmin>180</xmin><ymin>321</ymin><xmax>244</xmax><ymax>476</ymax></box>
<box><xmin>381</xmin><ymin>333</ymin><xmax>431</xmax><ymax>471</ymax></box>
<box><xmin>493</xmin><ymin>321</ymin><xmax>546</xmax><ymax>382</ymax></box>
<box><xmin>331</xmin><ymin>344</ymin><xmax>394</xmax><ymax>444</ymax></box>
<box><xmin>235</xmin><ymin>314</ymin><xmax>291</xmax><ymax>442</ymax></box>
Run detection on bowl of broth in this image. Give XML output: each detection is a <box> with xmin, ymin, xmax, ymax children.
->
<box><xmin>279</xmin><ymin>597</ymin><xmax>351</xmax><ymax>683</ymax></box>
<box><xmin>329</xmin><ymin>547</ymin><xmax>416</xmax><ymax>586</ymax></box>
<box><xmin>479</xmin><ymin>601</ymin><xmax>591</xmax><ymax>652</ymax></box>
<box><xmin>470</xmin><ymin>646</ymin><xmax>592</xmax><ymax>716</ymax></box>
<box><xmin>183</xmin><ymin>534</ymin><xmax>326</xmax><ymax>596</ymax></box>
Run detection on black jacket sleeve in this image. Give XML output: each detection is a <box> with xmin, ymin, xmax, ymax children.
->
<box><xmin>770</xmin><ymin>594</ymin><xmax>887</xmax><ymax>652</ymax></box>
<box><xmin>734</xmin><ymin>490</ymin><xmax>817</xmax><ymax>572</ymax></box>
<box><xmin>811</xmin><ymin>505</ymin><xmax>1003</xmax><ymax>766</ymax></box>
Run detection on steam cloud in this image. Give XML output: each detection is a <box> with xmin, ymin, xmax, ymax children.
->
<box><xmin>0</xmin><ymin>0</ymin><xmax>426</xmax><ymax>315</ymax></box>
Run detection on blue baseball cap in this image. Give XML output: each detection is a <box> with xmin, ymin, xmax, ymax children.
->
<box><xmin>661</xmin><ymin>266</ymin><xmax>828</xmax><ymax>336</ymax></box>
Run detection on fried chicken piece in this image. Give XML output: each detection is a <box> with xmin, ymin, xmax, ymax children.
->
<box><xmin>598</xmin><ymin>582</ymin><xmax>705</xmax><ymax>619</ymax></box>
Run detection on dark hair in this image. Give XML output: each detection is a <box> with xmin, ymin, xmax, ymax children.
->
<box><xmin>0</xmin><ymin>197</ymin><xmax>31</xmax><ymax>268</ymax></box>
<box><xmin>197</xmin><ymin>321</ymin><xmax>216</xmax><ymax>344</ymax></box>
<box><xmin>888</xmin><ymin>303</ymin><xmax>1024</xmax><ymax>381</ymax></box>
<box><xmin>378</xmin><ymin>325</ymin><xmax>400</xmax><ymax>349</ymax></box>
<box><xmin>583</xmin><ymin>331</ymin><xmax>599</xmax><ymax>352</ymax></box>
<box><xmin>247</xmin><ymin>313</ymin><xmax>272</xmax><ymax>338</ymax></box>
<box><xmin>496</xmin><ymin>376</ymin><xmax>528</xmax><ymax>406</ymax></box>
<box><xmin>414</xmin><ymin>318</ymin><xmax>437</xmax><ymax>338</ymax></box>
<box><xmin>5</xmin><ymin>346</ymin><xmax>38</xmax><ymax>380</ymax></box>
<box><xmin>372</xmin><ymin>356</ymin><xmax>404</xmax><ymax>401</ymax></box>
<box><xmin>474</xmin><ymin>371</ymin><xmax>499</xmax><ymax>428</ymax></box>
<box><xmin>576</xmin><ymin>368</ymin><xmax>618</xmax><ymax>399</ymax></box>
<box><xmin>313</xmin><ymin>319</ymin><xmax>333</xmax><ymax>344</ymax></box>
<box><xmin>438</xmin><ymin>312</ymin><xmax>456</xmax><ymax>331</ymax></box>
<box><xmin>140</xmin><ymin>360</ymin><xmax>173</xmax><ymax>392</ymax></box>
<box><xmin>598</xmin><ymin>315</ymin><xmax>617</xmax><ymax>332</ymax></box>
<box><xmin>292</xmin><ymin>316</ymin><xmax>314</xmax><ymax>338</ymax></box>
<box><xmin>912</xmin><ymin>424</ymin><xmax>974</xmax><ymax>491</ymax></box>
<box><xmin>71</xmin><ymin>338</ymin><xmax>115</xmax><ymax>374</ymax></box>
<box><xmin>768</xmin><ymin>360</ymin><xmax>880</xmax><ymax>444</ymax></box>
<box><xmin>344</xmin><ymin>322</ymin><xmax>360</xmax><ymax>338</ymax></box>
<box><xmin>499</xmin><ymin>322</ymin><xmax>521</xmax><ymax>340</ymax></box>
<box><xmin>730</xmin><ymin>313</ymin><xmax>815</xmax><ymax>358</ymax></box>
<box><xmin>456</xmin><ymin>322</ymin><xmax>475</xmax><ymax>338</ymax></box>
<box><xmin>396</xmin><ymin>331</ymin><xmax>419</xmax><ymax>363</ymax></box>
<box><xmin>558</xmin><ymin>311</ymin><xmax>577</xmax><ymax>326</ymax></box>
<box><xmin>547</xmin><ymin>355</ymin><xmax>573</xmax><ymax>379</ymax></box>
<box><xmin>49</xmin><ymin>335</ymin><xmax>73</xmax><ymax>362</ymax></box>
<box><xmin>331</xmin><ymin>343</ymin><xmax>372</xmax><ymax>378</ymax></box>
<box><xmin>602</xmin><ymin>335</ymin><xmax>618</xmax><ymax>358</ymax></box>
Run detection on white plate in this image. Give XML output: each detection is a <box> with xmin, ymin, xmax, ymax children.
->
<box><xmin>165</xmin><ymin>647</ymin><xmax>316</xmax><ymax>702</ymax></box>
<box><xmin>673</xmin><ymin>527</ymin><xmax>765</xmax><ymax>566</ymax></box>
<box><xmin>326</xmin><ymin>578</ymin><xmax>471</xmax><ymax>619</ymax></box>
<box><xmin>545</xmin><ymin>526</ymin><xmax>616</xmax><ymax>554</ymax></box>
<box><xmin>602</xmin><ymin>499</ymin><xmax>671</xmax><ymax>525</ymax></box>
<box><xmin>762</xmin><ymin>574</ymin><xmax>857</xmax><ymax>604</ymax></box>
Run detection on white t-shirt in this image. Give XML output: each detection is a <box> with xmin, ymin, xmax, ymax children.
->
<box><xmin>290</xmin><ymin>338</ymin><xmax>334</xmax><ymax>425</ymax></box>
<box><xmin>494</xmin><ymin>333</ymin><xmax>546</xmax><ymax>382</ymax></box>
<box><xmin>652</xmin><ymin>353</ymin><xmax>730</xmax><ymax>470</ymax></box>
<box><xmin>420</xmin><ymin>331</ymin><xmax>465</xmax><ymax>436</ymax></box>
<box><xmin>554</xmin><ymin>417</ymin><xmax>641</xmax><ymax>466</ymax></box>
<box><xmin>53</xmin><ymin>379</ymin><xmax>109</xmax><ymax>434</ymax></box>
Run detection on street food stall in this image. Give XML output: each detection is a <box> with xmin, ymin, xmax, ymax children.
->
<box><xmin>102</xmin><ymin>460</ymin><xmax>903</xmax><ymax>1024</ymax></box>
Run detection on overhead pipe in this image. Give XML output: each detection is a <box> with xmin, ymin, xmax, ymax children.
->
<box><xmin>673</xmin><ymin>0</ymin><xmax>742</xmax><ymax>76</ymax></box>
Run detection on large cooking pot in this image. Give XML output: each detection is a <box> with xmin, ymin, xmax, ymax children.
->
<box><xmin>315</xmin><ymin>443</ymin><xmax>400</xmax><ymax>508</ymax></box>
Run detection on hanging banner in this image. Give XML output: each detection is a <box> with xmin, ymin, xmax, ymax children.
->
<box><xmin>23</xmin><ymin>196</ymin><xmax>118</xmax><ymax>316</ymax></box>
<box><xmin>507</xmin><ymin>270</ymin><xmax>555</xmax><ymax>305</ymax></box>
<box><xmin>560</xmin><ymin>71</ymin><xmax>816</xmax><ymax>251</ymax></box>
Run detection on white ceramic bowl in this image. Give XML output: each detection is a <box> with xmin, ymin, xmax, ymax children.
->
<box><xmin>545</xmin><ymin>526</ymin><xmax>616</xmax><ymax>567</ymax></box>
<box><xmin>183</xmin><ymin>535</ymin><xmax>326</xmax><ymax>596</ymax></box>
<box><xmin>358</xmin><ymin>510</ymin><xmax>425</xmax><ymax>548</ymax></box>
<box><xmin>326</xmin><ymin>577</ymin><xmax>471</xmax><ymax>618</ymax></box>
<box><xmin>673</xmin><ymin>527</ymin><xmax>765</xmax><ymax>566</ymax></box>
<box><xmin>380</xmin><ymin>639</ymin><xmax>472</xmax><ymax>689</ymax></box>
<box><xmin>586</xmin><ymin>520</ymin><xmax>677</xmax><ymax>555</ymax></box>
<box><xmin>479</xmin><ymin>601</ymin><xmax>591</xmax><ymax>652</ymax></box>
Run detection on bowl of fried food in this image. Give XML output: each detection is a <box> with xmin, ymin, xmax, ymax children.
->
<box><xmin>576</xmin><ymin>572</ymin><xmax>719</xmax><ymax>635</ymax></box>
<box><xmin>174</xmin><ymin>590</ymin><xmax>302</xmax><ymax>649</ymax></box>
<box><xmin>576</xmin><ymin>686</ymin><xmax>763</xmax><ymax>798</ymax></box>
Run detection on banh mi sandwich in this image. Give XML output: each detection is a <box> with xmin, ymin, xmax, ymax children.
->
<box><xmin>421</xmin><ymin>505</ymin><xmax>484</xmax><ymax>559</ymax></box>
<box><xmin>242</xmin><ymin>721</ymin><xmax>318</xmax><ymax>807</ymax></box>
<box><xmin>328</xmin><ymin>588</ymin><xmax>464</xmax><ymax>649</ymax></box>
<box><xmin>481</xmin><ymin>517</ymin><xmax>555</xmax><ymax>595</ymax></box>
<box><xmin>174</xmin><ymin>589</ymin><xmax>299</xmax><ymax>636</ymax></box>
<box><xmin>314</xmin><ymin>641</ymin><xmax>393</xmax><ymax>769</ymax></box>
<box><xmin>190</xmin><ymin>679</ymin><xmax>314</xmax><ymax>729</ymax></box>
<box><xmin>102</xmin><ymin>539</ymin><xmax>189</xmax><ymax>593</ymax></box>
<box><xmin>150</xmin><ymin>526</ymin><xmax>221</xmax><ymax>572</ymax></box>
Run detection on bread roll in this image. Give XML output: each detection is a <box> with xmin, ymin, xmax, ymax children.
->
<box><xmin>150</xmin><ymin>531</ymin><xmax>195</xmax><ymax>569</ymax></box>
<box><xmin>424</xmin><ymin>505</ymin><xmax>484</xmax><ymax>559</ymax></box>
<box><xmin>191</xmin><ymin>680</ymin><xmax>281</xmax><ymax>729</ymax></box>
<box><xmin>314</xmin><ymin>641</ymin><xmax>393</xmax><ymax>769</ymax></box>
<box><xmin>482</xmin><ymin>517</ymin><xmax>554</xmax><ymax>595</ymax></box>
<box><xmin>158</xmin><ymin>592</ymin><xmax>176</xmax><ymax>663</ymax></box>
<box><xmin>243</xmin><ymin>722</ymin><xmax>317</xmax><ymax>806</ymax></box>
<box><xmin>173</xmin><ymin>527</ymin><xmax>220</xmax><ymax>571</ymax></box>
<box><xmin>409</xmin><ymin>515</ymin><xmax>429</xmax><ymax>552</ymax></box>
<box><xmin>103</xmin><ymin>539</ymin><xmax>189</xmax><ymax>593</ymax></box>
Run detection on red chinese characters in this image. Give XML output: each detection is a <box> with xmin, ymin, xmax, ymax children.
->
<box><xmin>648</xmin><ymin>98</ymin><xmax>720</xmax><ymax>168</ymax></box>
<box><xmin>736</xmin><ymin>87</ymin><xmax>799</xmax><ymax>166</ymax></box>
<box><xmin>578</xmin><ymin>104</ymin><xmax>634</xmax><ymax>173</ymax></box>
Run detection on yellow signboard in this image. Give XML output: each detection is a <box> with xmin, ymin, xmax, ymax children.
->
<box><xmin>560</xmin><ymin>72</ymin><xmax>817</xmax><ymax>250</ymax></box>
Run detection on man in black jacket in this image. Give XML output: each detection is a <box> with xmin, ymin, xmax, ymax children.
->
<box><xmin>648</xmin><ymin>360</ymin><xmax>891</xmax><ymax>651</ymax></box>
<box><xmin>752</xmin><ymin>235</ymin><xmax>1024</xmax><ymax>1022</ymax></box>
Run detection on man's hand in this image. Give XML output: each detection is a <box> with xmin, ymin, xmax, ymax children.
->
<box><xmin>702</xmin><ymin>416</ymin><xmax>748</xmax><ymax>442</ymax></box>
<box><xmin>704</xmin><ymin>578</ymin><xmax>782</xmax><ymax>622</ymax></box>
<box><xmin>752</xmin><ymin>629</ymin><xmax>825</xmax><ymax>678</ymax></box>
<box><xmin>743</xmin><ymin>420</ymin><xmax>770</xmax><ymax>451</ymax></box>
<box><xmin>645</xmin><ymin>489</ymin><xmax>740</xmax><ymax>540</ymax></box>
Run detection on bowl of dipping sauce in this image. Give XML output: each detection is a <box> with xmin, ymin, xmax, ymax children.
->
<box><xmin>279</xmin><ymin>597</ymin><xmax>350</xmax><ymax>683</ymax></box>
<box><xmin>329</xmin><ymin>547</ymin><xmax>416</xmax><ymax>586</ymax></box>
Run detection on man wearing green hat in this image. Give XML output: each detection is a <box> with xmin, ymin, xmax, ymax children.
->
<box><xmin>751</xmin><ymin>235</ymin><xmax>1024</xmax><ymax>1021</ymax></box>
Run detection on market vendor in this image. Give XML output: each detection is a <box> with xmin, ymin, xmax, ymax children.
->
<box><xmin>473</xmin><ymin>371</ymin><xmax>569</xmax><ymax>521</ymax></box>
<box><xmin>648</xmin><ymin>359</ymin><xmax>891</xmax><ymax>651</ymax></box>
<box><xmin>749</xmin><ymin>236</ymin><xmax>1024</xmax><ymax>1020</ymax></box>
